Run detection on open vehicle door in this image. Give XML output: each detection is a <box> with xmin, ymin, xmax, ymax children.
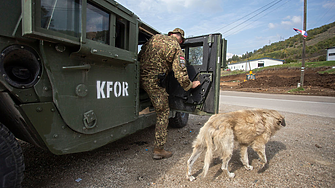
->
<box><xmin>167</xmin><ymin>34</ymin><xmax>227</xmax><ymax>115</ymax></box>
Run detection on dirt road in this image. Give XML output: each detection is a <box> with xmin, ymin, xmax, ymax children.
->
<box><xmin>20</xmin><ymin>103</ymin><xmax>335</xmax><ymax>187</ymax></box>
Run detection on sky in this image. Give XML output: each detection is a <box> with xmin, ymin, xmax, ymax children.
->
<box><xmin>115</xmin><ymin>0</ymin><xmax>335</xmax><ymax>59</ymax></box>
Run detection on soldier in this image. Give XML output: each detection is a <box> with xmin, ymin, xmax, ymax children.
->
<box><xmin>138</xmin><ymin>28</ymin><xmax>201</xmax><ymax>160</ymax></box>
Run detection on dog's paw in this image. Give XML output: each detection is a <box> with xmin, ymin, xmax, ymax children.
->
<box><xmin>261</xmin><ymin>162</ymin><xmax>268</xmax><ymax>169</ymax></box>
<box><xmin>189</xmin><ymin>176</ymin><xmax>196</xmax><ymax>181</ymax></box>
<box><xmin>228</xmin><ymin>172</ymin><xmax>235</xmax><ymax>178</ymax></box>
<box><xmin>244</xmin><ymin>165</ymin><xmax>253</xmax><ymax>171</ymax></box>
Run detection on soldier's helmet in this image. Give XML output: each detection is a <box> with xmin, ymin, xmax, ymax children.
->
<box><xmin>168</xmin><ymin>28</ymin><xmax>185</xmax><ymax>43</ymax></box>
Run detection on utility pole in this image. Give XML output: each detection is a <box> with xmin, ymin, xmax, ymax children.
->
<box><xmin>245</xmin><ymin>52</ymin><xmax>250</xmax><ymax>72</ymax></box>
<box><xmin>300</xmin><ymin>0</ymin><xmax>307</xmax><ymax>87</ymax></box>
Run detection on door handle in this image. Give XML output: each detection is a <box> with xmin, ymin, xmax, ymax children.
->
<box><xmin>62</xmin><ymin>64</ymin><xmax>91</xmax><ymax>70</ymax></box>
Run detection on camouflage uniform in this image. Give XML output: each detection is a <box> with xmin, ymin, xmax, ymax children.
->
<box><xmin>138</xmin><ymin>32</ymin><xmax>192</xmax><ymax>150</ymax></box>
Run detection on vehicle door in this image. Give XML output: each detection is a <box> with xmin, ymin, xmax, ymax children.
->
<box><xmin>167</xmin><ymin>34</ymin><xmax>227</xmax><ymax>115</ymax></box>
<box><xmin>21</xmin><ymin>0</ymin><xmax>151</xmax><ymax>134</ymax></box>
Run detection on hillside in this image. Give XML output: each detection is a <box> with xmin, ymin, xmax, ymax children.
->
<box><xmin>228</xmin><ymin>22</ymin><xmax>335</xmax><ymax>64</ymax></box>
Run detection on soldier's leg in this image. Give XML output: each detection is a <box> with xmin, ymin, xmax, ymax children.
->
<box><xmin>150</xmin><ymin>88</ymin><xmax>170</xmax><ymax>149</ymax></box>
<box><xmin>151</xmin><ymin>91</ymin><xmax>171</xmax><ymax>159</ymax></box>
<box><xmin>141</xmin><ymin>80</ymin><xmax>172</xmax><ymax>159</ymax></box>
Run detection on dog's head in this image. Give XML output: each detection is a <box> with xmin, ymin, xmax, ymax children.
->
<box><xmin>273</xmin><ymin>112</ymin><xmax>286</xmax><ymax>130</ymax></box>
<box><xmin>263</xmin><ymin>109</ymin><xmax>286</xmax><ymax>131</ymax></box>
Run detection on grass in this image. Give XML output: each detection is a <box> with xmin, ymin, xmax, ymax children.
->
<box><xmin>223</xmin><ymin>61</ymin><xmax>335</xmax><ymax>76</ymax></box>
<box><xmin>221</xmin><ymin>69</ymin><xmax>245</xmax><ymax>76</ymax></box>
<box><xmin>255</xmin><ymin>61</ymin><xmax>335</xmax><ymax>71</ymax></box>
<box><xmin>318</xmin><ymin>67</ymin><xmax>335</xmax><ymax>74</ymax></box>
<box><xmin>305</xmin><ymin>61</ymin><xmax>335</xmax><ymax>68</ymax></box>
<box><xmin>288</xmin><ymin>87</ymin><xmax>305</xmax><ymax>93</ymax></box>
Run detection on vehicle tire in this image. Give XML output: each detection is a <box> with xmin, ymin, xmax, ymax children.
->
<box><xmin>169</xmin><ymin>112</ymin><xmax>189</xmax><ymax>128</ymax></box>
<box><xmin>0</xmin><ymin>123</ymin><xmax>25</xmax><ymax>188</ymax></box>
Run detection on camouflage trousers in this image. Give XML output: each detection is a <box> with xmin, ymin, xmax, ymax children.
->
<box><xmin>141</xmin><ymin>78</ymin><xmax>169</xmax><ymax>150</ymax></box>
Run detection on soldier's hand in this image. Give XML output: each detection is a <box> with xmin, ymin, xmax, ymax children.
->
<box><xmin>191</xmin><ymin>81</ymin><xmax>201</xmax><ymax>88</ymax></box>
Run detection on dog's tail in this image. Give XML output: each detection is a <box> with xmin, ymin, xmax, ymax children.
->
<box><xmin>190</xmin><ymin>116</ymin><xmax>216</xmax><ymax>177</ymax></box>
<box><xmin>195</xmin><ymin>118</ymin><xmax>216</xmax><ymax>177</ymax></box>
<box><xmin>192</xmin><ymin>116</ymin><xmax>215</xmax><ymax>149</ymax></box>
<box><xmin>202</xmin><ymin>126</ymin><xmax>215</xmax><ymax>177</ymax></box>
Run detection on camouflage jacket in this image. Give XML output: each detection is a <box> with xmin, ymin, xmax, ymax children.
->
<box><xmin>138</xmin><ymin>34</ymin><xmax>192</xmax><ymax>91</ymax></box>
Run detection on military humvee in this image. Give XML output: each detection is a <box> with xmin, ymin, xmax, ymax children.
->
<box><xmin>0</xmin><ymin>0</ymin><xmax>227</xmax><ymax>187</ymax></box>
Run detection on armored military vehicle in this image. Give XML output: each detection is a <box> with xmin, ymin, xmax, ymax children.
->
<box><xmin>0</xmin><ymin>0</ymin><xmax>227</xmax><ymax>187</ymax></box>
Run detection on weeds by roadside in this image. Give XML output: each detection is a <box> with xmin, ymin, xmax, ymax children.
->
<box><xmin>288</xmin><ymin>87</ymin><xmax>305</xmax><ymax>93</ymax></box>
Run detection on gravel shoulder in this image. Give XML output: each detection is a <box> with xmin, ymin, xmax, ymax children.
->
<box><xmin>20</xmin><ymin>104</ymin><xmax>335</xmax><ymax>188</ymax></box>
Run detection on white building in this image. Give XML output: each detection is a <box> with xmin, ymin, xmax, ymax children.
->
<box><xmin>327</xmin><ymin>47</ymin><xmax>335</xmax><ymax>61</ymax></box>
<box><xmin>228</xmin><ymin>57</ymin><xmax>284</xmax><ymax>71</ymax></box>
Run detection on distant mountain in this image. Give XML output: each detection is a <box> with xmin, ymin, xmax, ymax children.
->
<box><xmin>228</xmin><ymin>22</ymin><xmax>335</xmax><ymax>64</ymax></box>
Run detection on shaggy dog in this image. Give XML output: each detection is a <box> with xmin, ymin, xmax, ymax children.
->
<box><xmin>187</xmin><ymin>109</ymin><xmax>286</xmax><ymax>181</ymax></box>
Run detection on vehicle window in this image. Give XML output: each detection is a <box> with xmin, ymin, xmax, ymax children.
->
<box><xmin>41</xmin><ymin>0</ymin><xmax>81</xmax><ymax>37</ymax></box>
<box><xmin>189</xmin><ymin>46</ymin><xmax>203</xmax><ymax>65</ymax></box>
<box><xmin>86</xmin><ymin>3</ymin><xmax>110</xmax><ymax>44</ymax></box>
<box><xmin>115</xmin><ymin>16</ymin><xmax>129</xmax><ymax>50</ymax></box>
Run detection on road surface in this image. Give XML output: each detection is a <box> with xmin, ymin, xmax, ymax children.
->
<box><xmin>220</xmin><ymin>91</ymin><xmax>335</xmax><ymax>118</ymax></box>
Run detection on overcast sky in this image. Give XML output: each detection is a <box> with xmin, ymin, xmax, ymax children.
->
<box><xmin>116</xmin><ymin>0</ymin><xmax>335</xmax><ymax>59</ymax></box>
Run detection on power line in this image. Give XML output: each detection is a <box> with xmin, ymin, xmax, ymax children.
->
<box><xmin>328</xmin><ymin>16</ymin><xmax>335</xmax><ymax>24</ymax></box>
<box><xmin>213</xmin><ymin>0</ymin><xmax>280</xmax><ymax>32</ymax></box>
<box><xmin>221</xmin><ymin>0</ymin><xmax>285</xmax><ymax>36</ymax></box>
<box><xmin>315</xmin><ymin>2</ymin><xmax>335</xmax><ymax>25</ymax></box>
<box><xmin>224</xmin><ymin>0</ymin><xmax>290</xmax><ymax>38</ymax></box>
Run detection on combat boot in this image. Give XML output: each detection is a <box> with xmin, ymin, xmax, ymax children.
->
<box><xmin>153</xmin><ymin>148</ymin><xmax>173</xmax><ymax>160</ymax></box>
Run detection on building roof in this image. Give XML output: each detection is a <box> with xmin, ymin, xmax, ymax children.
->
<box><xmin>229</xmin><ymin>57</ymin><xmax>284</xmax><ymax>65</ymax></box>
